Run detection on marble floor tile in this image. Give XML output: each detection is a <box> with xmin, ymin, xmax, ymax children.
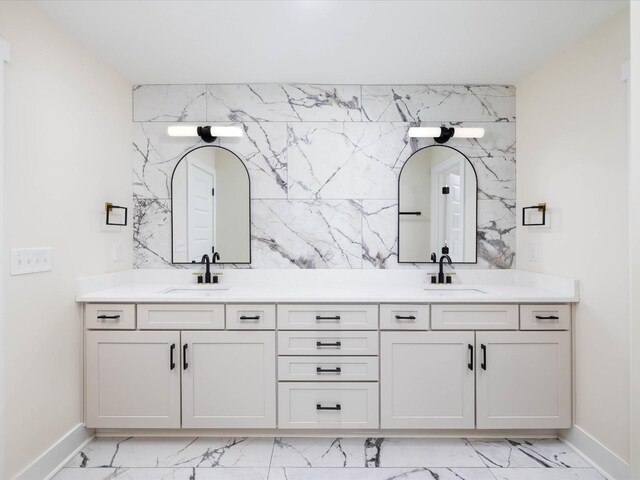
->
<box><xmin>490</xmin><ymin>468</ymin><xmax>605</xmax><ymax>480</ymax></box>
<box><xmin>470</xmin><ymin>439</ymin><xmax>550</xmax><ymax>468</ymax></box>
<box><xmin>53</xmin><ymin>467</ymin><xmax>269</xmax><ymax>479</ymax></box>
<box><xmin>365</xmin><ymin>438</ymin><xmax>486</xmax><ymax>468</ymax></box>
<box><xmin>65</xmin><ymin>437</ymin><xmax>274</xmax><ymax>469</ymax></box>
<box><xmin>271</xmin><ymin>437</ymin><xmax>365</xmax><ymax>467</ymax></box>
<box><xmin>492</xmin><ymin>439</ymin><xmax>592</xmax><ymax>469</ymax></box>
<box><xmin>59</xmin><ymin>437</ymin><xmax>598</xmax><ymax>480</ymax></box>
<box><xmin>268</xmin><ymin>467</ymin><xmax>496</xmax><ymax>480</ymax></box>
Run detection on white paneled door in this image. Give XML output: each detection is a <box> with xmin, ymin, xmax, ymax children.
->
<box><xmin>85</xmin><ymin>331</ymin><xmax>181</xmax><ymax>428</ymax></box>
<box><xmin>181</xmin><ymin>331</ymin><xmax>276</xmax><ymax>428</ymax></box>
<box><xmin>187</xmin><ymin>160</ymin><xmax>215</xmax><ymax>260</ymax></box>
<box><xmin>380</xmin><ymin>331</ymin><xmax>475</xmax><ymax>429</ymax></box>
<box><xmin>476</xmin><ymin>331</ymin><xmax>571</xmax><ymax>429</ymax></box>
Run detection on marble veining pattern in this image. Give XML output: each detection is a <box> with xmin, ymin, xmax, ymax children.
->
<box><xmin>251</xmin><ymin>199</ymin><xmax>362</xmax><ymax>269</ymax></box>
<box><xmin>54</xmin><ymin>437</ymin><xmax>604</xmax><ymax>479</ymax></box>
<box><xmin>361</xmin><ymin>85</ymin><xmax>516</xmax><ymax>123</ymax></box>
<box><xmin>133</xmin><ymin>85</ymin><xmax>207</xmax><ymax>122</ymax></box>
<box><xmin>207</xmin><ymin>84</ymin><xmax>362</xmax><ymax>122</ymax></box>
<box><xmin>133</xmin><ymin>83</ymin><xmax>517</xmax><ymax>269</ymax></box>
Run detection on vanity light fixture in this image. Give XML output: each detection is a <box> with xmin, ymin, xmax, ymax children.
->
<box><xmin>408</xmin><ymin>126</ymin><xmax>485</xmax><ymax>144</ymax></box>
<box><xmin>167</xmin><ymin>125</ymin><xmax>243</xmax><ymax>143</ymax></box>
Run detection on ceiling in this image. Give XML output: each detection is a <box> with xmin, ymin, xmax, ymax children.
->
<box><xmin>35</xmin><ymin>0</ymin><xmax>627</xmax><ymax>85</ymax></box>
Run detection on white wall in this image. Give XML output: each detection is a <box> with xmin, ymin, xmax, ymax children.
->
<box><xmin>0</xmin><ymin>2</ymin><xmax>133</xmax><ymax>478</ymax></box>
<box><xmin>630</xmin><ymin>3</ymin><xmax>640</xmax><ymax>478</ymax></box>
<box><xmin>516</xmin><ymin>10</ymin><xmax>630</xmax><ymax>464</ymax></box>
<box><xmin>0</xmin><ymin>34</ymin><xmax>9</xmax><ymax>480</ymax></box>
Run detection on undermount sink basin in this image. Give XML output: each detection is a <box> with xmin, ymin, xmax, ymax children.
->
<box><xmin>423</xmin><ymin>287</ymin><xmax>487</xmax><ymax>297</ymax></box>
<box><xmin>162</xmin><ymin>285</ymin><xmax>230</xmax><ymax>296</ymax></box>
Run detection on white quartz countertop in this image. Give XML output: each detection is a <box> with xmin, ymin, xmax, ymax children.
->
<box><xmin>76</xmin><ymin>269</ymin><xmax>580</xmax><ymax>304</ymax></box>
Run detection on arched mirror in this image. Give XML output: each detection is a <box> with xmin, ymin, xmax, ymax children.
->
<box><xmin>171</xmin><ymin>146</ymin><xmax>251</xmax><ymax>264</ymax></box>
<box><xmin>398</xmin><ymin>145</ymin><xmax>477</xmax><ymax>263</ymax></box>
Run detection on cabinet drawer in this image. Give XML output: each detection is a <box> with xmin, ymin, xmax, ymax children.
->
<box><xmin>85</xmin><ymin>304</ymin><xmax>136</xmax><ymax>330</ymax></box>
<box><xmin>137</xmin><ymin>304</ymin><xmax>224</xmax><ymax>330</ymax></box>
<box><xmin>380</xmin><ymin>304</ymin><xmax>429</xmax><ymax>330</ymax></box>
<box><xmin>278</xmin><ymin>382</ymin><xmax>379</xmax><ymax>429</ymax></box>
<box><xmin>431</xmin><ymin>304</ymin><xmax>518</xmax><ymax>330</ymax></box>
<box><xmin>277</xmin><ymin>304</ymin><xmax>378</xmax><ymax>330</ymax></box>
<box><xmin>278</xmin><ymin>356</ymin><xmax>378</xmax><ymax>381</ymax></box>
<box><xmin>278</xmin><ymin>331</ymin><xmax>378</xmax><ymax>356</ymax></box>
<box><xmin>520</xmin><ymin>304</ymin><xmax>571</xmax><ymax>330</ymax></box>
<box><xmin>226</xmin><ymin>304</ymin><xmax>276</xmax><ymax>330</ymax></box>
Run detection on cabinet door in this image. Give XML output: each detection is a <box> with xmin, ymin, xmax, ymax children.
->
<box><xmin>85</xmin><ymin>331</ymin><xmax>181</xmax><ymax>428</ymax></box>
<box><xmin>181</xmin><ymin>331</ymin><xmax>276</xmax><ymax>428</ymax></box>
<box><xmin>380</xmin><ymin>331</ymin><xmax>475</xmax><ymax>428</ymax></box>
<box><xmin>476</xmin><ymin>331</ymin><xmax>571</xmax><ymax>429</ymax></box>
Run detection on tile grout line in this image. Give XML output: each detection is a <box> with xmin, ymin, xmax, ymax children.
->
<box><xmin>267</xmin><ymin>437</ymin><xmax>276</xmax><ymax>480</ymax></box>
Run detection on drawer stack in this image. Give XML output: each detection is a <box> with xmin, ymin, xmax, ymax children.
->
<box><xmin>276</xmin><ymin>304</ymin><xmax>379</xmax><ymax>429</ymax></box>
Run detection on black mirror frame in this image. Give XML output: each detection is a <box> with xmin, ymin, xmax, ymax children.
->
<box><xmin>170</xmin><ymin>145</ymin><xmax>252</xmax><ymax>265</ymax></box>
<box><xmin>397</xmin><ymin>144</ymin><xmax>479</xmax><ymax>264</ymax></box>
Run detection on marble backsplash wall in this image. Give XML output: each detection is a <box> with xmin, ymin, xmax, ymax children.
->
<box><xmin>133</xmin><ymin>84</ymin><xmax>516</xmax><ymax>269</ymax></box>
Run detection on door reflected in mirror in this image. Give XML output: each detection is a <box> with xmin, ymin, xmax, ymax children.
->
<box><xmin>171</xmin><ymin>146</ymin><xmax>250</xmax><ymax>264</ymax></box>
<box><xmin>398</xmin><ymin>145</ymin><xmax>477</xmax><ymax>263</ymax></box>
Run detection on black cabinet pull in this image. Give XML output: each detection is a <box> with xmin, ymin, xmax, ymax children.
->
<box><xmin>239</xmin><ymin>315</ymin><xmax>260</xmax><ymax>320</ymax></box>
<box><xmin>183</xmin><ymin>344</ymin><xmax>188</xmax><ymax>370</ymax></box>
<box><xmin>170</xmin><ymin>343</ymin><xmax>176</xmax><ymax>370</ymax></box>
<box><xmin>316</xmin><ymin>341</ymin><xmax>341</xmax><ymax>348</ymax></box>
<box><xmin>316</xmin><ymin>404</ymin><xmax>341</xmax><ymax>411</ymax></box>
<box><xmin>316</xmin><ymin>315</ymin><xmax>341</xmax><ymax>321</ymax></box>
<box><xmin>316</xmin><ymin>367</ymin><xmax>342</xmax><ymax>374</ymax></box>
<box><xmin>399</xmin><ymin>211</ymin><xmax>422</xmax><ymax>215</ymax></box>
<box><xmin>481</xmin><ymin>344</ymin><xmax>487</xmax><ymax>370</ymax></box>
<box><xmin>97</xmin><ymin>314</ymin><xmax>120</xmax><ymax>320</ymax></box>
<box><xmin>535</xmin><ymin>315</ymin><xmax>560</xmax><ymax>320</ymax></box>
<box><xmin>395</xmin><ymin>315</ymin><xmax>416</xmax><ymax>320</ymax></box>
<box><xmin>468</xmin><ymin>344</ymin><xmax>473</xmax><ymax>371</ymax></box>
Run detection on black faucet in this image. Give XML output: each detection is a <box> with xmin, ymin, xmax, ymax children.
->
<box><xmin>212</xmin><ymin>251</ymin><xmax>220</xmax><ymax>263</ymax></box>
<box><xmin>438</xmin><ymin>254</ymin><xmax>452</xmax><ymax>284</ymax></box>
<box><xmin>201</xmin><ymin>254</ymin><xmax>212</xmax><ymax>284</ymax></box>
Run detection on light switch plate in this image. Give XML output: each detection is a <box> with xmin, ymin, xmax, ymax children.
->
<box><xmin>112</xmin><ymin>243</ymin><xmax>122</xmax><ymax>262</ymax></box>
<box><xmin>11</xmin><ymin>247</ymin><xmax>52</xmax><ymax>275</ymax></box>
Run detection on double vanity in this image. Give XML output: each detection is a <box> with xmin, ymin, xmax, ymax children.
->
<box><xmin>77</xmin><ymin>269</ymin><xmax>578</xmax><ymax>435</ymax></box>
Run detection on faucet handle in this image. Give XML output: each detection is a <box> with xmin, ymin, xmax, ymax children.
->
<box><xmin>192</xmin><ymin>272</ymin><xmax>204</xmax><ymax>284</ymax></box>
<box><xmin>211</xmin><ymin>272</ymin><xmax>223</xmax><ymax>284</ymax></box>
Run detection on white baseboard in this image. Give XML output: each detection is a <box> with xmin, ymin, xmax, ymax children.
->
<box><xmin>560</xmin><ymin>426</ymin><xmax>630</xmax><ymax>480</ymax></box>
<box><xmin>13</xmin><ymin>423</ymin><xmax>94</xmax><ymax>480</ymax></box>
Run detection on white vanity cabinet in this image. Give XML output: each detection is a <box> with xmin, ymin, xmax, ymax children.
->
<box><xmin>380</xmin><ymin>331</ymin><xmax>475</xmax><ymax>429</ymax></box>
<box><xmin>85</xmin><ymin>331</ymin><xmax>181</xmax><ymax>428</ymax></box>
<box><xmin>83</xmin><ymin>301</ymin><xmax>573</xmax><ymax>432</ymax></box>
<box><xmin>84</xmin><ymin>303</ymin><xmax>276</xmax><ymax>429</ymax></box>
<box><xmin>276</xmin><ymin>303</ymin><xmax>380</xmax><ymax>429</ymax></box>
<box><xmin>181</xmin><ymin>331</ymin><xmax>276</xmax><ymax>428</ymax></box>
<box><xmin>380</xmin><ymin>306</ymin><xmax>572</xmax><ymax>430</ymax></box>
<box><xmin>476</xmin><ymin>331</ymin><xmax>571</xmax><ymax>429</ymax></box>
